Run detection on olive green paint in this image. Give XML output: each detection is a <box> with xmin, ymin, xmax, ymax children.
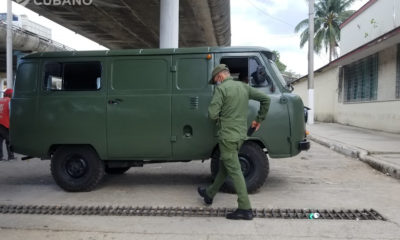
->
<box><xmin>11</xmin><ymin>47</ymin><xmax>308</xmax><ymax>161</ymax></box>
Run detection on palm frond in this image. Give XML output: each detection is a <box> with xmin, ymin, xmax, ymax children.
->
<box><xmin>299</xmin><ymin>29</ymin><xmax>309</xmax><ymax>48</ymax></box>
<box><xmin>294</xmin><ymin>18</ymin><xmax>309</xmax><ymax>33</ymax></box>
<box><xmin>295</xmin><ymin>0</ymin><xmax>355</xmax><ymax>58</ymax></box>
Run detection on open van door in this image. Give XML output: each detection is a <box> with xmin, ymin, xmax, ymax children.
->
<box><xmin>216</xmin><ymin>52</ymin><xmax>292</xmax><ymax>157</ymax></box>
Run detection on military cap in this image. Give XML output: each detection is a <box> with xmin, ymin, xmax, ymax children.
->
<box><xmin>209</xmin><ymin>64</ymin><xmax>229</xmax><ymax>84</ymax></box>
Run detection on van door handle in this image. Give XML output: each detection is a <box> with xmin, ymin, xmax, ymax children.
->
<box><xmin>108</xmin><ymin>99</ymin><xmax>123</xmax><ymax>105</ymax></box>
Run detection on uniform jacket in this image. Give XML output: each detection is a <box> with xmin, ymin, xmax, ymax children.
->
<box><xmin>208</xmin><ymin>77</ymin><xmax>270</xmax><ymax>141</ymax></box>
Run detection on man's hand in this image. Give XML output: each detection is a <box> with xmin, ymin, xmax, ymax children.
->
<box><xmin>251</xmin><ymin>121</ymin><xmax>261</xmax><ymax>131</ymax></box>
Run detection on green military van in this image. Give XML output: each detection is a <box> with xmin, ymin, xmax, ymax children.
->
<box><xmin>11</xmin><ymin>46</ymin><xmax>310</xmax><ymax>192</ymax></box>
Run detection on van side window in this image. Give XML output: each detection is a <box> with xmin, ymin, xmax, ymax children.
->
<box><xmin>44</xmin><ymin>62</ymin><xmax>102</xmax><ymax>91</ymax></box>
<box><xmin>220</xmin><ymin>57</ymin><xmax>273</xmax><ymax>89</ymax></box>
<box><xmin>45</xmin><ymin>63</ymin><xmax>62</xmax><ymax>90</ymax></box>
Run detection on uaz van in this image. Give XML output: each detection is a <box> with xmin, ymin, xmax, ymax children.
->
<box><xmin>11</xmin><ymin>47</ymin><xmax>310</xmax><ymax>192</ymax></box>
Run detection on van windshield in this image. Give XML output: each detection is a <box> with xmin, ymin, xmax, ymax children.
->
<box><xmin>262</xmin><ymin>53</ymin><xmax>289</xmax><ymax>91</ymax></box>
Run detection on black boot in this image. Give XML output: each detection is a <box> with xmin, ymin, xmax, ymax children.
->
<box><xmin>226</xmin><ymin>209</ymin><xmax>254</xmax><ymax>220</ymax></box>
<box><xmin>197</xmin><ymin>187</ymin><xmax>213</xmax><ymax>205</ymax></box>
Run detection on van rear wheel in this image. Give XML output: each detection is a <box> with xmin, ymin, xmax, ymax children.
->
<box><xmin>210</xmin><ymin>141</ymin><xmax>269</xmax><ymax>194</ymax></box>
<box><xmin>51</xmin><ymin>146</ymin><xmax>105</xmax><ymax>192</ymax></box>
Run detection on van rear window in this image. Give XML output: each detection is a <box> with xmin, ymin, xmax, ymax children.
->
<box><xmin>44</xmin><ymin>62</ymin><xmax>102</xmax><ymax>91</ymax></box>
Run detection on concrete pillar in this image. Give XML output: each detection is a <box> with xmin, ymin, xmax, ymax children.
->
<box><xmin>6</xmin><ymin>0</ymin><xmax>13</xmax><ymax>89</ymax></box>
<box><xmin>159</xmin><ymin>0</ymin><xmax>179</xmax><ymax>48</ymax></box>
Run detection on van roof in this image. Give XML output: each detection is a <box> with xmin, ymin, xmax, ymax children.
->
<box><xmin>23</xmin><ymin>46</ymin><xmax>272</xmax><ymax>59</ymax></box>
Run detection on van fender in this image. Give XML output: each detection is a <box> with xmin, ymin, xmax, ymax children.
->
<box><xmin>48</xmin><ymin>144</ymin><xmax>101</xmax><ymax>160</ymax></box>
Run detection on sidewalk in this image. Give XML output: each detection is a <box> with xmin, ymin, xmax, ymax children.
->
<box><xmin>307</xmin><ymin>122</ymin><xmax>400</xmax><ymax>179</ymax></box>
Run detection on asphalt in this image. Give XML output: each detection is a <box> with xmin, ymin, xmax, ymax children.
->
<box><xmin>1</xmin><ymin>143</ymin><xmax>400</xmax><ymax>239</ymax></box>
<box><xmin>308</xmin><ymin>122</ymin><xmax>400</xmax><ymax>179</ymax></box>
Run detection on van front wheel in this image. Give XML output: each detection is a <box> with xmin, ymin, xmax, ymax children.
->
<box><xmin>210</xmin><ymin>141</ymin><xmax>269</xmax><ymax>194</ymax></box>
<box><xmin>51</xmin><ymin>146</ymin><xmax>105</xmax><ymax>192</ymax></box>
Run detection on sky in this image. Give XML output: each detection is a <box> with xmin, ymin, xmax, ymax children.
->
<box><xmin>0</xmin><ymin>0</ymin><xmax>368</xmax><ymax>75</ymax></box>
<box><xmin>231</xmin><ymin>0</ymin><xmax>368</xmax><ymax>75</ymax></box>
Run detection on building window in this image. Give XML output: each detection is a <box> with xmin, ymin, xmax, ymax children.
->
<box><xmin>343</xmin><ymin>54</ymin><xmax>378</xmax><ymax>102</ymax></box>
<box><xmin>396</xmin><ymin>45</ymin><xmax>400</xmax><ymax>99</ymax></box>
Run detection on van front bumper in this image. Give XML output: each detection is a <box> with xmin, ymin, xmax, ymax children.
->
<box><xmin>299</xmin><ymin>139</ymin><xmax>310</xmax><ymax>151</ymax></box>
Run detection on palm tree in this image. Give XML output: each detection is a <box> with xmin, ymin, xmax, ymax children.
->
<box><xmin>295</xmin><ymin>0</ymin><xmax>355</xmax><ymax>62</ymax></box>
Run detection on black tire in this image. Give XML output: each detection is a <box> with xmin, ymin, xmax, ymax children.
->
<box><xmin>51</xmin><ymin>146</ymin><xmax>105</xmax><ymax>192</ymax></box>
<box><xmin>210</xmin><ymin>141</ymin><xmax>269</xmax><ymax>194</ymax></box>
<box><xmin>105</xmin><ymin>166</ymin><xmax>130</xmax><ymax>175</ymax></box>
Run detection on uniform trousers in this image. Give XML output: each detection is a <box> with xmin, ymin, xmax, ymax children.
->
<box><xmin>206</xmin><ymin>139</ymin><xmax>251</xmax><ymax>210</ymax></box>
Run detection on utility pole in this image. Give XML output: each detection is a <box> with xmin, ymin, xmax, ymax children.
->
<box><xmin>308</xmin><ymin>0</ymin><xmax>315</xmax><ymax>124</ymax></box>
<box><xmin>6</xmin><ymin>0</ymin><xmax>13</xmax><ymax>89</ymax></box>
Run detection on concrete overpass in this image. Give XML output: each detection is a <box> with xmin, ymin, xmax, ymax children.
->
<box><xmin>18</xmin><ymin>0</ymin><xmax>231</xmax><ymax>49</ymax></box>
<box><xmin>0</xmin><ymin>21</ymin><xmax>73</xmax><ymax>72</ymax></box>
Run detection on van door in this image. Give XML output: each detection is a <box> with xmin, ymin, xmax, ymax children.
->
<box><xmin>107</xmin><ymin>56</ymin><xmax>172</xmax><ymax>159</ymax></box>
<box><xmin>37</xmin><ymin>60</ymin><xmax>108</xmax><ymax>159</ymax></box>
<box><xmin>216</xmin><ymin>52</ymin><xmax>292</xmax><ymax>157</ymax></box>
<box><xmin>171</xmin><ymin>54</ymin><xmax>216</xmax><ymax>160</ymax></box>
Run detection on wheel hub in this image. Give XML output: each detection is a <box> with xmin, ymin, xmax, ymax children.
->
<box><xmin>239</xmin><ymin>155</ymin><xmax>252</xmax><ymax>177</ymax></box>
<box><xmin>65</xmin><ymin>156</ymin><xmax>88</xmax><ymax>178</ymax></box>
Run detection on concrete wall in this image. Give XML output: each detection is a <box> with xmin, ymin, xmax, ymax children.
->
<box><xmin>341</xmin><ymin>0</ymin><xmax>400</xmax><ymax>55</ymax></box>
<box><xmin>293</xmin><ymin>45</ymin><xmax>400</xmax><ymax>133</ymax></box>
<box><xmin>293</xmin><ymin>79</ymin><xmax>308</xmax><ymax>106</ymax></box>
<box><xmin>334</xmin><ymin>101</ymin><xmax>400</xmax><ymax>133</ymax></box>
<box><xmin>335</xmin><ymin>44</ymin><xmax>400</xmax><ymax>133</ymax></box>
<box><xmin>314</xmin><ymin>68</ymin><xmax>339</xmax><ymax>122</ymax></box>
<box><xmin>293</xmin><ymin>67</ymin><xmax>338</xmax><ymax>123</ymax></box>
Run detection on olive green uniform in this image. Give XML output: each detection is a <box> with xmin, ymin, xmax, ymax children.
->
<box><xmin>206</xmin><ymin>77</ymin><xmax>270</xmax><ymax>210</ymax></box>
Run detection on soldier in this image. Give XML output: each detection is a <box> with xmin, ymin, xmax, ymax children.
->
<box><xmin>198</xmin><ymin>64</ymin><xmax>270</xmax><ymax>220</ymax></box>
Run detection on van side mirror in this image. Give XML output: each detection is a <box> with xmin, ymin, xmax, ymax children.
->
<box><xmin>286</xmin><ymin>82</ymin><xmax>294</xmax><ymax>92</ymax></box>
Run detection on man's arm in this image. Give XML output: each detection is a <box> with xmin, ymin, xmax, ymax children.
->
<box><xmin>248</xmin><ymin>86</ymin><xmax>271</xmax><ymax>123</ymax></box>
<box><xmin>208</xmin><ymin>87</ymin><xmax>224</xmax><ymax>120</ymax></box>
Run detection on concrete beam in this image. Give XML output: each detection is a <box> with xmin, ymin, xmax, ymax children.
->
<box><xmin>0</xmin><ymin>23</ymin><xmax>72</xmax><ymax>52</ymax></box>
<box><xmin>17</xmin><ymin>0</ymin><xmax>230</xmax><ymax>49</ymax></box>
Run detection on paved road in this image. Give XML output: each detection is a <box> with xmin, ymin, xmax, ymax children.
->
<box><xmin>0</xmin><ymin>142</ymin><xmax>399</xmax><ymax>239</ymax></box>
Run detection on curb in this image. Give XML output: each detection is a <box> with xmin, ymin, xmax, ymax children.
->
<box><xmin>309</xmin><ymin>134</ymin><xmax>400</xmax><ymax>180</ymax></box>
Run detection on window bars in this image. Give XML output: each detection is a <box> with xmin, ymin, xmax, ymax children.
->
<box><xmin>343</xmin><ymin>54</ymin><xmax>378</xmax><ymax>103</ymax></box>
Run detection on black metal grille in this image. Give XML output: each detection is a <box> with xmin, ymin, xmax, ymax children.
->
<box><xmin>338</xmin><ymin>67</ymin><xmax>344</xmax><ymax>103</ymax></box>
<box><xmin>0</xmin><ymin>204</ymin><xmax>386</xmax><ymax>221</ymax></box>
<box><xmin>343</xmin><ymin>53</ymin><xmax>378</xmax><ymax>102</ymax></box>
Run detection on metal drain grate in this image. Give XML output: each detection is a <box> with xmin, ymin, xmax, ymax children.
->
<box><xmin>0</xmin><ymin>204</ymin><xmax>385</xmax><ymax>220</ymax></box>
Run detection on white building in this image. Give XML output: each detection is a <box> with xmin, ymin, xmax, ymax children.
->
<box><xmin>293</xmin><ymin>0</ymin><xmax>400</xmax><ymax>133</ymax></box>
